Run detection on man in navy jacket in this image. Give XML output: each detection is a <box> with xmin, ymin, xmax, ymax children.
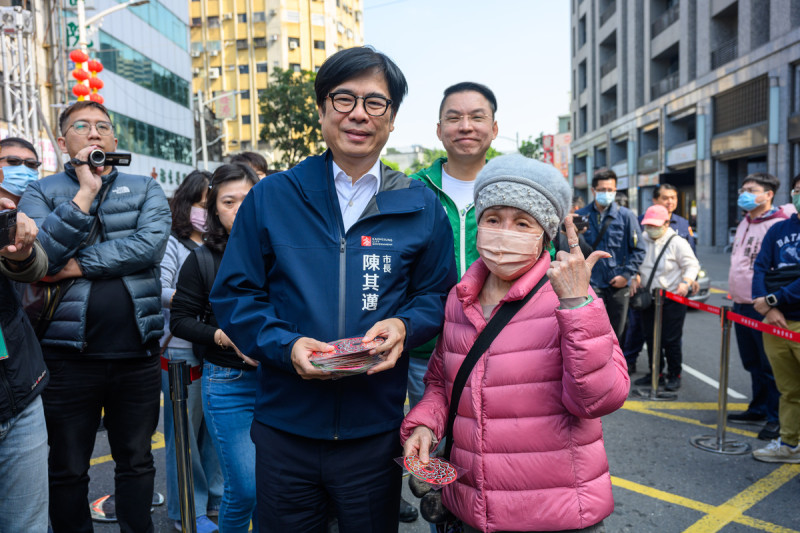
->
<box><xmin>211</xmin><ymin>47</ymin><xmax>457</xmax><ymax>532</ymax></box>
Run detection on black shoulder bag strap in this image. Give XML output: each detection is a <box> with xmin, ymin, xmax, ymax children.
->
<box><xmin>642</xmin><ymin>234</ymin><xmax>677</xmax><ymax>294</ymax></box>
<box><xmin>171</xmin><ymin>230</ymin><xmax>200</xmax><ymax>252</ymax></box>
<box><xmin>193</xmin><ymin>245</ymin><xmax>218</xmax><ymax>323</ymax></box>
<box><xmin>443</xmin><ymin>274</ymin><xmax>549</xmax><ymax>460</ymax></box>
<box><xmin>592</xmin><ymin>213</ymin><xmax>614</xmax><ymax>250</ymax></box>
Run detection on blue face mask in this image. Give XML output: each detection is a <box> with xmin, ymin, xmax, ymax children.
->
<box><xmin>0</xmin><ymin>164</ymin><xmax>39</xmax><ymax>197</ymax></box>
<box><xmin>595</xmin><ymin>191</ymin><xmax>616</xmax><ymax>207</ymax></box>
<box><xmin>792</xmin><ymin>193</ymin><xmax>800</xmax><ymax>213</ymax></box>
<box><xmin>737</xmin><ymin>192</ymin><xmax>763</xmax><ymax>212</ymax></box>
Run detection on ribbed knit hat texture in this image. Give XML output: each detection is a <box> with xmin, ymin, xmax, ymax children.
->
<box><xmin>473</xmin><ymin>154</ymin><xmax>572</xmax><ymax>240</ymax></box>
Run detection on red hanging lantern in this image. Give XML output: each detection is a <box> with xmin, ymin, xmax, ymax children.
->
<box><xmin>72</xmin><ymin>68</ymin><xmax>89</xmax><ymax>82</ymax></box>
<box><xmin>69</xmin><ymin>49</ymin><xmax>89</xmax><ymax>63</ymax></box>
<box><xmin>72</xmin><ymin>84</ymin><xmax>90</xmax><ymax>100</ymax></box>
<box><xmin>89</xmin><ymin>93</ymin><xmax>105</xmax><ymax>104</ymax></box>
<box><xmin>88</xmin><ymin>77</ymin><xmax>104</xmax><ymax>90</ymax></box>
<box><xmin>87</xmin><ymin>60</ymin><xmax>104</xmax><ymax>74</ymax></box>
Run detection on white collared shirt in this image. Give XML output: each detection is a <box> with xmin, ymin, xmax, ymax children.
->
<box><xmin>333</xmin><ymin>159</ymin><xmax>382</xmax><ymax>232</ymax></box>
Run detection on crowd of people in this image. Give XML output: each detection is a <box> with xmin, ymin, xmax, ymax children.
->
<box><xmin>1</xmin><ymin>44</ymin><xmax>799</xmax><ymax>533</ymax></box>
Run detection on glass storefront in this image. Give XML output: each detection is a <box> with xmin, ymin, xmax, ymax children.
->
<box><xmin>108</xmin><ymin>110</ymin><xmax>192</xmax><ymax>165</ymax></box>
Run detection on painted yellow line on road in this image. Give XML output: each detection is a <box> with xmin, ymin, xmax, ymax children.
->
<box><xmin>624</xmin><ymin>401</ymin><xmax>749</xmax><ymax>411</ymax></box>
<box><xmin>612</xmin><ymin>473</ymin><xmax>800</xmax><ymax>533</ymax></box>
<box><xmin>683</xmin><ymin>464</ymin><xmax>800</xmax><ymax>533</ymax></box>
<box><xmin>90</xmin><ymin>432</ymin><xmax>165</xmax><ymax>467</ymax></box>
<box><xmin>709</xmin><ymin>288</ymin><xmax>727</xmax><ymax>294</ymax></box>
<box><xmin>622</xmin><ymin>402</ymin><xmax>759</xmax><ymax>438</ymax></box>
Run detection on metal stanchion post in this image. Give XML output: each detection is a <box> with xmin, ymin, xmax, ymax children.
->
<box><xmin>633</xmin><ymin>289</ymin><xmax>677</xmax><ymax>401</ymax></box>
<box><xmin>168</xmin><ymin>360</ymin><xmax>197</xmax><ymax>533</ymax></box>
<box><xmin>690</xmin><ymin>306</ymin><xmax>751</xmax><ymax>454</ymax></box>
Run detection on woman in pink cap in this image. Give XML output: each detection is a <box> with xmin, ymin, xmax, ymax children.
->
<box><xmin>631</xmin><ymin>204</ymin><xmax>700</xmax><ymax>391</ymax></box>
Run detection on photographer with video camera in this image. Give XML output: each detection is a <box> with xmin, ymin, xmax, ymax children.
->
<box><xmin>18</xmin><ymin>101</ymin><xmax>171</xmax><ymax>533</ymax></box>
<box><xmin>0</xmin><ymin>191</ymin><xmax>49</xmax><ymax>532</ymax></box>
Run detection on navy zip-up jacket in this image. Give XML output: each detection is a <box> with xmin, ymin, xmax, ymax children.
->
<box><xmin>752</xmin><ymin>214</ymin><xmax>800</xmax><ymax>320</ymax></box>
<box><xmin>577</xmin><ymin>201</ymin><xmax>644</xmax><ymax>288</ymax></box>
<box><xmin>210</xmin><ymin>152</ymin><xmax>457</xmax><ymax>440</ymax></box>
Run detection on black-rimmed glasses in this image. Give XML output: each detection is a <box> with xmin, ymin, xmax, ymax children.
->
<box><xmin>67</xmin><ymin>120</ymin><xmax>114</xmax><ymax>136</ymax></box>
<box><xmin>328</xmin><ymin>92</ymin><xmax>393</xmax><ymax>117</ymax></box>
<box><xmin>0</xmin><ymin>155</ymin><xmax>42</xmax><ymax>169</ymax></box>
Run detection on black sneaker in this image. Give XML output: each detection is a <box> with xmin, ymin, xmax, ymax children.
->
<box><xmin>633</xmin><ymin>374</ymin><xmax>664</xmax><ymax>387</ymax></box>
<box><xmin>758</xmin><ymin>421</ymin><xmax>781</xmax><ymax>441</ymax></box>
<box><xmin>399</xmin><ymin>496</ymin><xmax>418</xmax><ymax>523</ymax></box>
<box><xmin>727</xmin><ymin>411</ymin><xmax>767</xmax><ymax>424</ymax></box>
<box><xmin>626</xmin><ymin>361</ymin><xmax>637</xmax><ymax>375</ymax></box>
<box><xmin>664</xmin><ymin>375</ymin><xmax>681</xmax><ymax>392</ymax></box>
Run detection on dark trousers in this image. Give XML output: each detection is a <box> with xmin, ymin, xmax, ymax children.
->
<box><xmin>642</xmin><ymin>298</ymin><xmax>687</xmax><ymax>378</ymax></box>
<box><xmin>623</xmin><ymin>306</ymin><xmax>646</xmax><ymax>366</ymax></box>
<box><xmin>732</xmin><ymin>302</ymin><xmax>781</xmax><ymax>422</ymax></box>
<box><xmin>42</xmin><ymin>356</ymin><xmax>161</xmax><ymax>533</ymax></box>
<box><xmin>593</xmin><ymin>285</ymin><xmax>630</xmax><ymax>340</ymax></box>
<box><xmin>252</xmin><ymin>421</ymin><xmax>402</xmax><ymax>533</ymax></box>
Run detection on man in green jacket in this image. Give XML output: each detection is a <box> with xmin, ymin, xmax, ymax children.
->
<box><xmin>407</xmin><ymin>82</ymin><xmax>499</xmax><ymax>407</ymax></box>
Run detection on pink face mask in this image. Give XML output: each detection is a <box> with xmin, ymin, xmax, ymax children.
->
<box><xmin>190</xmin><ymin>206</ymin><xmax>207</xmax><ymax>233</ymax></box>
<box><xmin>476</xmin><ymin>226</ymin><xmax>544</xmax><ymax>281</ymax></box>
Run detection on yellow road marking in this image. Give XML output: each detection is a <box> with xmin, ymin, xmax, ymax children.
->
<box><xmin>709</xmin><ymin>288</ymin><xmax>727</xmax><ymax>295</ymax></box>
<box><xmin>683</xmin><ymin>464</ymin><xmax>800</xmax><ymax>533</ymax></box>
<box><xmin>612</xmin><ymin>474</ymin><xmax>800</xmax><ymax>533</ymax></box>
<box><xmin>90</xmin><ymin>432</ymin><xmax>165</xmax><ymax>466</ymax></box>
<box><xmin>622</xmin><ymin>401</ymin><xmax>759</xmax><ymax>438</ymax></box>
<box><xmin>624</xmin><ymin>401</ymin><xmax>749</xmax><ymax>410</ymax></box>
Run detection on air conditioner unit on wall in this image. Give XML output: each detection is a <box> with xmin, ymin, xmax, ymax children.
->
<box><xmin>269</xmin><ymin>34</ymin><xmax>279</xmax><ymax>42</ymax></box>
<box><xmin>192</xmin><ymin>68</ymin><xmax>200</xmax><ymax>75</ymax></box>
<box><xmin>289</xmin><ymin>41</ymin><xmax>298</xmax><ymax>50</ymax></box>
<box><xmin>209</xmin><ymin>68</ymin><xmax>220</xmax><ymax>79</ymax></box>
<box><xmin>222</xmin><ymin>13</ymin><xmax>233</xmax><ymax>20</ymax></box>
<box><xmin>210</xmin><ymin>50</ymin><xmax>219</xmax><ymax>56</ymax></box>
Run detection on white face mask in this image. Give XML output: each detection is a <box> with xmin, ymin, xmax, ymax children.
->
<box><xmin>476</xmin><ymin>226</ymin><xmax>544</xmax><ymax>281</ymax></box>
<box><xmin>645</xmin><ymin>226</ymin><xmax>666</xmax><ymax>240</ymax></box>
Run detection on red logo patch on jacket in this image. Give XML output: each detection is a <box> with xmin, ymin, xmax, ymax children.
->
<box><xmin>361</xmin><ymin>236</ymin><xmax>372</xmax><ymax>247</ymax></box>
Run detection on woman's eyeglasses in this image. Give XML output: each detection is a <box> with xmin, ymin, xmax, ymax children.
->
<box><xmin>0</xmin><ymin>156</ymin><xmax>42</xmax><ymax>169</ymax></box>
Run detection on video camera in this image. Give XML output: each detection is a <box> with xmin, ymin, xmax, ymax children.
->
<box><xmin>87</xmin><ymin>150</ymin><xmax>132</xmax><ymax>168</ymax></box>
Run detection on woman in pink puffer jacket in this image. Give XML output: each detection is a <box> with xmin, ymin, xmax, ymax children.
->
<box><xmin>401</xmin><ymin>155</ymin><xmax>630</xmax><ymax>533</ymax></box>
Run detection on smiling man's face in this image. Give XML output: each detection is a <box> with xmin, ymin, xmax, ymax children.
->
<box><xmin>437</xmin><ymin>90</ymin><xmax>497</xmax><ymax>161</ymax></box>
<box><xmin>318</xmin><ymin>69</ymin><xmax>395</xmax><ymax>174</ymax></box>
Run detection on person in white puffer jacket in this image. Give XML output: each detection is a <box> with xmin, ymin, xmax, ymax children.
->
<box><xmin>630</xmin><ymin>204</ymin><xmax>699</xmax><ymax>392</ymax></box>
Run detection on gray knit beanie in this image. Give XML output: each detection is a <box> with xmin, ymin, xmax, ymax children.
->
<box><xmin>474</xmin><ymin>154</ymin><xmax>572</xmax><ymax>240</ymax></box>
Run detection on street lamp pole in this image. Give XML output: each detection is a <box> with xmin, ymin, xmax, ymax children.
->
<box><xmin>195</xmin><ymin>90</ymin><xmax>243</xmax><ymax>170</ymax></box>
<box><xmin>75</xmin><ymin>0</ymin><xmax>150</xmax><ymax>82</ymax></box>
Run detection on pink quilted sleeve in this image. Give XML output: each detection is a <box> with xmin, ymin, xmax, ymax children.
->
<box><xmin>400</xmin><ymin>341</ymin><xmax>451</xmax><ymax>444</ymax></box>
<box><xmin>556</xmin><ymin>296</ymin><xmax>630</xmax><ymax>418</ymax></box>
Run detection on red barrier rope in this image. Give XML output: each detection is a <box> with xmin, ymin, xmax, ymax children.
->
<box><xmin>662</xmin><ymin>289</ymin><xmax>800</xmax><ymax>342</ymax></box>
<box><xmin>160</xmin><ymin>356</ymin><xmax>203</xmax><ymax>382</ymax></box>
<box><xmin>662</xmin><ymin>290</ymin><xmax>721</xmax><ymax>315</ymax></box>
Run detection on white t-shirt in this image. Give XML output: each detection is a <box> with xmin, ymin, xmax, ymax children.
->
<box><xmin>441</xmin><ymin>166</ymin><xmax>475</xmax><ymax>213</ymax></box>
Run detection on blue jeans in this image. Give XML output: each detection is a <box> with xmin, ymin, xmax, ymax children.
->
<box><xmin>162</xmin><ymin>348</ymin><xmax>223</xmax><ymax>521</ymax></box>
<box><xmin>202</xmin><ymin>361</ymin><xmax>258</xmax><ymax>533</ymax></box>
<box><xmin>0</xmin><ymin>395</ymin><xmax>48</xmax><ymax>533</ymax></box>
<box><xmin>407</xmin><ymin>356</ymin><xmax>429</xmax><ymax>409</ymax></box>
<box><xmin>733</xmin><ymin>302</ymin><xmax>780</xmax><ymax>422</ymax></box>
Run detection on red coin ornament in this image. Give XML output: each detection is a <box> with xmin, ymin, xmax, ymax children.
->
<box><xmin>89</xmin><ymin>93</ymin><xmax>104</xmax><ymax>104</ymax></box>
<box><xmin>403</xmin><ymin>455</ymin><xmax>458</xmax><ymax>486</ymax></box>
<box><xmin>72</xmin><ymin>68</ymin><xmax>89</xmax><ymax>81</ymax></box>
<box><xmin>69</xmin><ymin>49</ymin><xmax>89</xmax><ymax>63</ymax></box>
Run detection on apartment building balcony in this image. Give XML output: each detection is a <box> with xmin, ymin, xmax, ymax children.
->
<box><xmin>651</xmin><ymin>2</ymin><xmax>679</xmax><ymax>38</ymax></box>
<box><xmin>600</xmin><ymin>106</ymin><xmax>618</xmax><ymax>126</ymax></box>
<box><xmin>651</xmin><ymin>71</ymin><xmax>679</xmax><ymax>99</ymax></box>
<box><xmin>600</xmin><ymin>55</ymin><xmax>617</xmax><ymax>77</ymax></box>
<box><xmin>599</xmin><ymin>1</ymin><xmax>616</xmax><ymax>26</ymax></box>
<box><xmin>711</xmin><ymin>37</ymin><xmax>738</xmax><ymax>69</ymax></box>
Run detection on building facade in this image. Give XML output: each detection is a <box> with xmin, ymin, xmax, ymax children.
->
<box><xmin>189</xmin><ymin>0</ymin><xmax>364</xmax><ymax>160</ymax></box>
<box><xmin>570</xmin><ymin>0</ymin><xmax>800</xmax><ymax>250</ymax></box>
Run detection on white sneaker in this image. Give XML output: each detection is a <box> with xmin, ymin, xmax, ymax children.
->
<box><xmin>752</xmin><ymin>438</ymin><xmax>800</xmax><ymax>463</ymax></box>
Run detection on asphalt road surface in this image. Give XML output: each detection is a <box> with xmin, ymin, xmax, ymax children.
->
<box><xmin>86</xmin><ymin>251</ymin><xmax>800</xmax><ymax>533</ymax></box>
